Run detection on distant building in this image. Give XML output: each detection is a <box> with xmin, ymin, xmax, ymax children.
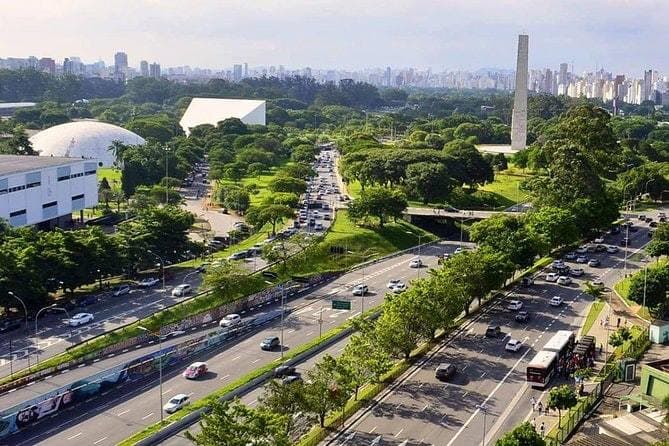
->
<box><xmin>38</xmin><ymin>58</ymin><xmax>55</xmax><ymax>75</ymax></box>
<box><xmin>243</xmin><ymin>62</ymin><xmax>248</xmax><ymax>78</ymax></box>
<box><xmin>140</xmin><ymin>60</ymin><xmax>149</xmax><ymax>77</ymax></box>
<box><xmin>233</xmin><ymin>64</ymin><xmax>243</xmax><ymax>81</ymax></box>
<box><xmin>149</xmin><ymin>62</ymin><xmax>161</xmax><ymax>78</ymax></box>
<box><xmin>179</xmin><ymin>98</ymin><xmax>266</xmax><ymax>136</ymax></box>
<box><xmin>0</xmin><ymin>102</ymin><xmax>37</xmax><ymax>117</ymax></box>
<box><xmin>0</xmin><ymin>155</ymin><xmax>99</xmax><ymax>229</ymax></box>
<box><xmin>114</xmin><ymin>52</ymin><xmax>128</xmax><ymax>74</ymax></box>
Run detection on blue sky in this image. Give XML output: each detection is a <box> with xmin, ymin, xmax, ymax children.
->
<box><xmin>1</xmin><ymin>0</ymin><xmax>666</xmax><ymax>75</ymax></box>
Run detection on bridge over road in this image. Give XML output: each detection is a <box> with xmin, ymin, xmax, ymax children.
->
<box><xmin>404</xmin><ymin>207</ymin><xmax>518</xmax><ymax>220</ymax></box>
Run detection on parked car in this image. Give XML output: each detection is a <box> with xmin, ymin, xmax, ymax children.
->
<box><xmin>435</xmin><ymin>363</ymin><xmax>457</xmax><ymax>381</ymax></box>
<box><xmin>138</xmin><ymin>277</ymin><xmax>160</xmax><ymax>288</ymax></box>
<box><xmin>557</xmin><ymin>276</ymin><xmax>572</xmax><ymax>286</ymax></box>
<box><xmin>505</xmin><ymin>339</ymin><xmax>523</xmax><ymax>352</ymax></box>
<box><xmin>606</xmin><ymin>245</ymin><xmax>619</xmax><ymax>254</ymax></box>
<box><xmin>67</xmin><ymin>313</ymin><xmax>94</xmax><ymax>327</ymax></box>
<box><xmin>171</xmin><ymin>284</ymin><xmax>192</xmax><ymax>297</ymax></box>
<box><xmin>594</xmin><ymin>236</ymin><xmax>605</xmax><ymax>244</ymax></box>
<box><xmin>507</xmin><ymin>300</ymin><xmax>523</xmax><ymax>311</ymax></box>
<box><xmin>112</xmin><ymin>285</ymin><xmax>131</xmax><ymax>297</ymax></box>
<box><xmin>282</xmin><ymin>375</ymin><xmax>303</xmax><ymax>385</ymax></box>
<box><xmin>588</xmin><ymin>259</ymin><xmax>601</xmax><ymax>267</ymax></box>
<box><xmin>77</xmin><ymin>295</ymin><xmax>97</xmax><ymax>307</ymax></box>
<box><xmin>564</xmin><ymin>252</ymin><xmax>577</xmax><ymax>260</ymax></box>
<box><xmin>485</xmin><ymin>325</ymin><xmax>501</xmax><ymax>338</ymax></box>
<box><xmin>0</xmin><ymin>319</ymin><xmax>21</xmax><ymax>333</ymax></box>
<box><xmin>390</xmin><ymin>282</ymin><xmax>407</xmax><ymax>293</ymax></box>
<box><xmin>576</xmin><ymin>256</ymin><xmax>588</xmax><ymax>264</ymax></box>
<box><xmin>260</xmin><ymin>336</ymin><xmax>280</xmax><ymax>351</ymax></box>
<box><xmin>520</xmin><ymin>276</ymin><xmax>534</xmax><ymax>287</ymax></box>
<box><xmin>549</xmin><ymin>296</ymin><xmax>563</xmax><ymax>306</ymax></box>
<box><xmin>591</xmin><ymin>278</ymin><xmax>605</xmax><ymax>288</ymax></box>
<box><xmin>352</xmin><ymin>284</ymin><xmax>368</xmax><ymax>296</ymax></box>
<box><xmin>182</xmin><ymin>362</ymin><xmax>208</xmax><ymax>379</ymax></box>
<box><xmin>571</xmin><ymin>268</ymin><xmax>585</xmax><ymax>277</ymax></box>
<box><xmin>227</xmin><ymin>251</ymin><xmax>248</xmax><ymax>261</ymax></box>
<box><xmin>545</xmin><ymin>272</ymin><xmax>559</xmax><ymax>282</ymax></box>
<box><xmin>515</xmin><ymin>311</ymin><xmax>530</xmax><ymax>323</ymax></box>
<box><xmin>163</xmin><ymin>394</ymin><xmax>190</xmax><ymax>413</ymax></box>
<box><xmin>219</xmin><ymin>314</ymin><xmax>241</xmax><ymax>328</ymax></box>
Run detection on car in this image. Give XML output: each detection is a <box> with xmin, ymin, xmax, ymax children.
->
<box><xmin>576</xmin><ymin>246</ymin><xmax>588</xmax><ymax>254</ymax></box>
<box><xmin>260</xmin><ymin>336</ymin><xmax>281</xmax><ymax>351</ymax></box>
<box><xmin>629</xmin><ymin>226</ymin><xmax>639</xmax><ymax>233</ymax></box>
<box><xmin>227</xmin><ymin>251</ymin><xmax>248</xmax><ymax>261</ymax></box>
<box><xmin>352</xmin><ymin>284</ymin><xmax>369</xmax><ymax>296</ymax></box>
<box><xmin>323</xmin><ymin>214</ymin><xmax>331</xmax><ymax>221</ymax></box>
<box><xmin>485</xmin><ymin>325</ymin><xmax>501</xmax><ymax>338</ymax></box>
<box><xmin>588</xmin><ymin>259</ymin><xmax>601</xmax><ymax>267</ymax></box>
<box><xmin>454</xmin><ymin>247</ymin><xmax>463</xmax><ymax>254</ymax></box>
<box><xmin>435</xmin><ymin>363</ymin><xmax>457</xmax><ymax>381</ymax></box>
<box><xmin>387</xmin><ymin>279</ymin><xmax>403</xmax><ymax>289</ymax></box>
<box><xmin>556</xmin><ymin>265</ymin><xmax>571</xmax><ymax>276</ymax></box>
<box><xmin>660</xmin><ymin>217</ymin><xmax>667</xmax><ymax>223</ymax></box>
<box><xmin>171</xmin><ymin>283</ymin><xmax>192</xmax><ymax>297</ymax></box>
<box><xmin>650</xmin><ymin>221</ymin><xmax>658</xmax><ymax>228</ymax></box>
<box><xmin>551</xmin><ymin>260</ymin><xmax>565</xmax><ymax>270</ymax></box>
<box><xmin>585</xmin><ymin>245</ymin><xmax>597</xmax><ymax>253</ymax></box>
<box><xmin>638</xmin><ymin>214</ymin><xmax>646</xmax><ymax>220</ymax></box>
<box><xmin>520</xmin><ymin>276</ymin><xmax>534</xmax><ymax>287</ymax></box>
<box><xmin>515</xmin><ymin>311</ymin><xmax>530</xmax><ymax>323</ymax></box>
<box><xmin>138</xmin><ymin>277</ymin><xmax>160</xmax><ymax>288</ymax></box>
<box><xmin>564</xmin><ymin>252</ymin><xmax>577</xmax><ymax>260</ymax></box>
<box><xmin>505</xmin><ymin>339</ymin><xmax>523</xmax><ymax>352</ymax></box>
<box><xmin>571</xmin><ymin>267</ymin><xmax>584</xmax><ymax>277</ymax></box>
<box><xmin>219</xmin><ymin>314</ymin><xmax>241</xmax><ymax>328</ymax></box>
<box><xmin>282</xmin><ymin>375</ymin><xmax>303</xmax><ymax>385</ymax></box>
<box><xmin>409</xmin><ymin>258</ymin><xmax>423</xmax><ymax>268</ymax></box>
<box><xmin>591</xmin><ymin>278</ymin><xmax>605</xmax><ymax>288</ymax></box>
<box><xmin>77</xmin><ymin>295</ymin><xmax>97</xmax><ymax>307</ymax></box>
<box><xmin>545</xmin><ymin>272</ymin><xmax>559</xmax><ymax>282</ymax></box>
<box><xmin>659</xmin><ymin>212</ymin><xmax>666</xmax><ymax>218</ymax></box>
<box><xmin>390</xmin><ymin>282</ymin><xmax>407</xmax><ymax>293</ymax></box>
<box><xmin>557</xmin><ymin>276</ymin><xmax>572</xmax><ymax>286</ymax></box>
<box><xmin>273</xmin><ymin>365</ymin><xmax>296</xmax><ymax>378</ymax></box>
<box><xmin>247</xmin><ymin>247</ymin><xmax>262</xmax><ymax>257</ymax></box>
<box><xmin>0</xmin><ymin>318</ymin><xmax>21</xmax><ymax>333</ymax></box>
<box><xmin>549</xmin><ymin>296</ymin><xmax>563</xmax><ymax>306</ymax></box>
<box><xmin>576</xmin><ymin>255</ymin><xmax>588</xmax><ymax>264</ymax></box>
<box><xmin>606</xmin><ymin>245</ymin><xmax>619</xmax><ymax>254</ymax></box>
<box><xmin>314</xmin><ymin>222</ymin><xmax>324</xmax><ymax>230</ymax></box>
<box><xmin>67</xmin><ymin>313</ymin><xmax>94</xmax><ymax>327</ymax></box>
<box><xmin>507</xmin><ymin>300</ymin><xmax>523</xmax><ymax>311</ymax></box>
<box><xmin>196</xmin><ymin>264</ymin><xmax>207</xmax><ymax>273</ymax></box>
<box><xmin>182</xmin><ymin>362</ymin><xmax>208</xmax><ymax>379</ymax></box>
<box><xmin>112</xmin><ymin>285</ymin><xmax>131</xmax><ymax>297</ymax></box>
<box><xmin>594</xmin><ymin>237</ymin><xmax>605</xmax><ymax>244</ymax></box>
<box><xmin>163</xmin><ymin>394</ymin><xmax>190</xmax><ymax>413</ymax></box>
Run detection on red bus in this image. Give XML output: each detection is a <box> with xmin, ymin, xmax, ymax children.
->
<box><xmin>526</xmin><ymin>350</ymin><xmax>557</xmax><ymax>388</ymax></box>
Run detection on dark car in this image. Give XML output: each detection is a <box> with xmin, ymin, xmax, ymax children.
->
<box><xmin>515</xmin><ymin>311</ymin><xmax>530</xmax><ymax>323</ymax></box>
<box><xmin>435</xmin><ymin>363</ymin><xmax>456</xmax><ymax>381</ymax></box>
<box><xmin>556</xmin><ymin>265</ymin><xmax>571</xmax><ymax>276</ymax></box>
<box><xmin>520</xmin><ymin>277</ymin><xmax>534</xmax><ymax>287</ymax></box>
<box><xmin>274</xmin><ymin>365</ymin><xmax>296</xmax><ymax>378</ymax></box>
<box><xmin>260</xmin><ymin>336</ymin><xmax>280</xmax><ymax>351</ymax></box>
<box><xmin>0</xmin><ymin>319</ymin><xmax>22</xmax><ymax>333</ymax></box>
<box><xmin>485</xmin><ymin>325</ymin><xmax>501</xmax><ymax>338</ymax></box>
<box><xmin>650</xmin><ymin>221</ymin><xmax>658</xmax><ymax>228</ymax></box>
<box><xmin>77</xmin><ymin>295</ymin><xmax>97</xmax><ymax>307</ymax></box>
<box><xmin>282</xmin><ymin>374</ymin><xmax>303</xmax><ymax>385</ymax></box>
<box><xmin>628</xmin><ymin>226</ymin><xmax>639</xmax><ymax>233</ymax></box>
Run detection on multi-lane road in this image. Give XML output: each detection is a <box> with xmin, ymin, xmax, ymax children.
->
<box><xmin>322</xmin><ymin>209</ymin><xmax>662</xmax><ymax>446</ymax></box>
<box><xmin>4</xmin><ymin>239</ymin><xmax>459</xmax><ymax>445</ymax></box>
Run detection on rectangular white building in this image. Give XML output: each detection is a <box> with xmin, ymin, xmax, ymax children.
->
<box><xmin>179</xmin><ymin>98</ymin><xmax>266</xmax><ymax>136</ymax></box>
<box><xmin>0</xmin><ymin>155</ymin><xmax>98</xmax><ymax>228</ymax></box>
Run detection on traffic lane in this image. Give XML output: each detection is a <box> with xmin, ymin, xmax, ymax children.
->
<box><xmin>6</xmin><ymin>244</ymin><xmax>453</xmax><ymax>444</ymax></box>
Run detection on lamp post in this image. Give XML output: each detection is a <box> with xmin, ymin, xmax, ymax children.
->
<box><xmin>642</xmin><ymin>256</ymin><xmax>649</xmax><ymax>315</ymax></box>
<box><xmin>644</xmin><ymin>179</ymin><xmax>655</xmax><ymax>202</ymax></box>
<box><xmin>7</xmin><ymin>291</ymin><xmax>29</xmax><ymax>374</ymax></box>
<box><xmin>7</xmin><ymin>292</ymin><xmax>28</xmax><ymax>334</ymax></box>
<box><xmin>280</xmin><ymin>284</ymin><xmax>285</xmax><ymax>359</ymax></box>
<box><xmin>137</xmin><ymin>326</ymin><xmax>164</xmax><ymax>425</ymax></box>
<box><xmin>96</xmin><ymin>269</ymin><xmax>102</xmax><ymax>291</ymax></box>
<box><xmin>405</xmin><ymin>230</ymin><xmax>423</xmax><ymax>278</ymax></box>
<box><xmin>35</xmin><ymin>305</ymin><xmax>69</xmax><ymax>365</ymax></box>
<box><xmin>182</xmin><ymin>271</ymin><xmax>197</xmax><ymax>287</ymax></box>
<box><xmin>163</xmin><ymin>147</ymin><xmax>171</xmax><ymax>204</ymax></box>
<box><xmin>476</xmin><ymin>403</ymin><xmax>488</xmax><ymax>446</ymax></box>
<box><xmin>148</xmin><ymin>250</ymin><xmax>166</xmax><ymax>291</ymax></box>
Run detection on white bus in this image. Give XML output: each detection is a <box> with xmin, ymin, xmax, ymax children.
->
<box><xmin>542</xmin><ymin>330</ymin><xmax>575</xmax><ymax>359</ymax></box>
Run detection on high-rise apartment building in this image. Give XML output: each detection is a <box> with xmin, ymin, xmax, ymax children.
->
<box><xmin>233</xmin><ymin>64</ymin><xmax>243</xmax><ymax>81</ymax></box>
<box><xmin>149</xmin><ymin>62</ymin><xmax>161</xmax><ymax>78</ymax></box>
<box><xmin>38</xmin><ymin>58</ymin><xmax>56</xmax><ymax>75</ymax></box>
<box><xmin>140</xmin><ymin>60</ymin><xmax>149</xmax><ymax>77</ymax></box>
<box><xmin>114</xmin><ymin>52</ymin><xmax>128</xmax><ymax>74</ymax></box>
<box><xmin>511</xmin><ymin>34</ymin><xmax>528</xmax><ymax>151</ymax></box>
<box><xmin>243</xmin><ymin>62</ymin><xmax>248</xmax><ymax>78</ymax></box>
<box><xmin>643</xmin><ymin>69</ymin><xmax>653</xmax><ymax>102</ymax></box>
<box><xmin>558</xmin><ymin>62</ymin><xmax>568</xmax><ymax>87</ymax></box>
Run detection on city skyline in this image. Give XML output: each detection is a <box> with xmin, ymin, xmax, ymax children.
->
<box><xmin>1</xmin><ymin>0</ymin><xmax>668</xmax><ymax>74</ymax></box>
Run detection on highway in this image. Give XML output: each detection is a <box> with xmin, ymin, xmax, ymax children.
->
<box><xmin>4</xmin><ymin>240</ymin><xmax>461</xmax><ymax>445</ymax></box>
<box><xmin>321</xmin><ymin>209</ymin><xmax>663</xmax><ymax>446</ymax></box>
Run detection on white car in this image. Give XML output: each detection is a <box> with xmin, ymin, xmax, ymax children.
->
<box><xmin>557</xmin><ymin>276</ymin><xmax>572</xmax><ymax>286</ymax></box>
<box><xmin>505</xmin><ymin>339</ymin><xmax>523</xmax><ymax>352</ymax></box>
<box><xmin>594</xmin><ymin>237</ymin><xmax>605</xmax><ymax>244</ymax></box>
<box><xmin>507</xmin><ymin>300</ymin><xmax>523</xmax><ymax>311</ymax></box>
<box><xmin>138</xmin><ymin>277</ymin><xmax>160</xmax><ymax>288</ymax></box>
<box><xmin>219</xmin><ymin>314</ymin><xmax>241</xmax><ymax>328</ymax></box>
<box><xmin>576</xmin><ymin>256</ymin><xmax>588</xmax><ymax>264</ymax></box>
<box><xmin>606</xmin><ymin>245</ymin><xmax>619</xmax><ymax>254</ymax></box>
<box><xmin>591</xmin><ymin>278</ymin><xmax>605</xmax><ymax>288</ymax></box>
<box><xmin>545</xmin><ymin>272</ymin><xmax>559</xmax><ymax>282</ymax></box>
<box><xmin>576</xmin><ymin>246</ymin><xmax>588</xmax><ymax>254</ymax></box>
<box><xmin>387</xmin><ymin>279</ymin><xmax>403</xmax><ymax>289</ymax></box>
<box><xmin>454</xmin><ymin>247</ymin><xmax>463</xmax><ymax>255</ymax></box>
<box><xmin>389</xmin><ymin>282</ymin><xmax>407</xmax><ymax>293</ymax></box>
<box><xmin>409</xmin><ymin>258</ymin><xmax>423</xmax><ymax>268</ymax></box>
<box><xmin>352</xmin><ymin>284</ymin><xmax>368</xmax><ymax>296</ymax></box>
<box><xmin>163</xmin><ymin>394</ymin><xmax>190</xmax><ymax>413</ymax></box>
<box><xmin>171</xmin><ymin>283</ymin><xmax>192</xmax><ymax>297</ymax></box>
<box><xmin>570</xmin><ymin>268</ymin><xmax>584</xmax><ymax>277</ymax></box>
<box><xmin>550</xmin><ymin>296</ymin><xmax>563</xmax><ymax>306</ymax></box>
<box><xmin>112</xmin><ymin>285</ymin><xmax>131</xmax><ymax>297</ymax></box>
<box><xmin>67</xmin><ymin>313</ymin><xmax>94</xmax><ymax>327</ymax></box>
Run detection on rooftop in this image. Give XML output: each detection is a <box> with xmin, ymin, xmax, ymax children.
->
<box><xmin>0</xmin><ymin>155</ymin><xmax>88</xmax><ymax>177</ymax></box>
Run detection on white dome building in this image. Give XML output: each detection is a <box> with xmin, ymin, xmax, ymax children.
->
<box><xmin>30</xmin><ymin>121</ymin><xmax>146</xmax><ymax>167</ymax></box>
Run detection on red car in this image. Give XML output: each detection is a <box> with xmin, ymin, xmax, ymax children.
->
<box><xmin>182</xmin><ymin>362</ymin><xmax>208</xmax><ymax>379</ymax></box>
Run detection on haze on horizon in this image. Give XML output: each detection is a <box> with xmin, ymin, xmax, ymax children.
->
<box><xmin>1</xmin><ymin>0</ymin><xmax>666</xmax><ymax>75</ymax></box>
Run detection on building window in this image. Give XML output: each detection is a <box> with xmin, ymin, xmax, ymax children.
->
<box><xmin>84</xmin><ymin>170</ymin><xmax>96</xmax><ymax>176</ymax></box>
<box><xmin>26</xmin><ymin>181</ymin><xmax>41</xmax><ymax>189</ymax></box>
<box><xmin>42</xmin><ymin>201</ymin><xmax>57</xmax><ymax>209</ymax></box>
<box><xmin>72</xmin><ymin>194</ymin><xmax>84</xmax><ymax>201</ymax></box>
<box><xmin>8</xmin><ymin>185</ymin><xmax>26</xmax><ymax>193</ymax></box>
<box><xmin>9</xmin><ymin>209</ymin><xmax>26</xmax><ymax>217</ymax></box>
<box><xmin>0</xmin><ymin>188</ymin><xmax>7</xmax><ymax>195</ymax></box>
<box><xmin>57</xmin><ymin>175</ymin><xmax>70</xmax><ymax>181</ymax></box>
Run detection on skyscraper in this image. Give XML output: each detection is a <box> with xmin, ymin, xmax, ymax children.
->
<box><xmin>114</xmin><ymin>52</ymin><xmax>128</xmax><ymax>74</ymax></box>
<box><xmin>233</xmin><ymin>64</ymin><xmax>243</xmax><ymax>81</ymax></box>
<box><xmin>558</xmin><ymin>62</ymin><xmax>568</xmax><ymax>87</ymax></box>
<box><xmin>38</xmin><ymin>58</ymin><xmax>56</xmax><ymax>75</ymax></box>
<box><xmin>149</xmin><ymin>62</ymin><xmax>161</xmax><ymax>78</ymax></box>
<box><xmin>511</xmin><ymin>34</ymin><xmax>528</xmax><ymax>151</ymax></box>
<box><xmin>140</xmin><ymin>60</ymin><xmax>149</xmax><ymax>77</ymax></box>
<box><xmin>643</xmin><ymin>69</ymin><xmax>653</xmax><ymax>102</ymax></box>
<box><xmin>243</xmin><ymin>62</ymin><xmax>248</xmax><ymax>78</ymax></box>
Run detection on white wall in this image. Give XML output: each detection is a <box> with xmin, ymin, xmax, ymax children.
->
<box><xmin>0</xmin><ymin>160</ymin><xmax>99</xmax><ymax>227</ymax></box>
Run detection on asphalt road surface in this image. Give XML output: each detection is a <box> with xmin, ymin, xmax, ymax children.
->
<box><xmin>322</xmin><ymin>208</ymin><xmax>664</xmax><ymax>446</ymax></box>
<box><xmin>4</xmin><ymin>241</ymin><xmax>460</xmax><ymax>446</ymax></box>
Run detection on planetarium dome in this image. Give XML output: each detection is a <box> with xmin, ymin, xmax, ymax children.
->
<box><xmin>30</xmin><ymin>120</ymin><xmax>146</xmax><ymax>167</ymax></box>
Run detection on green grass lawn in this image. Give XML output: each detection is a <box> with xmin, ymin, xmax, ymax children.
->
<box><xmin>97</xmin><ymin>167</ymin><xmax>121</xmax><ymax>183</ymax></box>
<box><xmin>582</xmin><ymin>300</ymin><xmax>605</xmax><ymax>335</ymax></box>
<box><xmin>479</xmin><ymin>167</ymin><xmax>530</xmax><ymax>205</ymax></box>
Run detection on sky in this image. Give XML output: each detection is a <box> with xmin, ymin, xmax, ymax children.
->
<box><xmin>1</xmin><ymin>0</ymin><xmax>667</xmax><ymax>75</ymax></box>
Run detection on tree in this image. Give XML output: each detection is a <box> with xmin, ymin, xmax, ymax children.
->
<box><xmin>217</xmin><ymin>186</ymin><xmax>250</xmax><ymax>213</ymax></box>
<box><xmin>627</xmin><ymin>264</ymin><xmax>668</xmax><ymax>318</ymax></box>
<box><xmin>662</xmin><ymin>394</ymin><xmax>669</xmax><ymax>425</ymax></box>
<box><xmin>246</xmin><ymin>204</ymin><xmax>294</xmax><ymax>235</ymax></box>
<box><xmin>340</xmin><ymin>334</ymin><xmax>392</xmax><ymax>400</ymax></box>
<box><xmin>268</xmin><ymin>177</ymin><xmax>307</xmax><ymax>195</ymax></box>
<box><xmin>186</xmin><ymin>399</ymin><xmax>289</xmax><ymax>446</ymax></box>
<box><xmin>646</xmin><ymin>223</ymin><xmax>669</xmax><ymax>258</ymax></box>
<box><xmin>258</xmin><ymin>379</ymin><xmax>305</xmax><ymax>434</ymax></box>
<box><xmin>203</xmin><ymin>260</ymin><xmax>265</xmax><ymax>302</ymax></box>
<box><xmin>405</xmin><ymin>162</ymin><xmax>456</xmax><ymax>204</ymax></box>
<box><xmin>524</xmin><ymin>206</ymin><xmax>579</xmax><ymax>251</ymax></box>
<box><xmin>0</xmin><ymin>126</ymin><xmax>37</xmax><ymax>155</ymax></box>
<box><xmin>609</xmin><ymin>326</ymin><xmax>633</xmax><ymax>348</ymax></box>
<box><xmin>443</xmin><ymin>139</ymin><xmax>493</xmax><ymax>188</ymax></box>
<box><xmin>546</xmin><ymin>385</ymin><xmax>578</xmax><ymax>427</ymax></box>
<box><xmin>347</xmin><ymin>187</ymin><xmax>407</xmax><ymax>228</ymax></box>
<box><xmin>495</xmin><ymin>421</ymin><xmax>546</xmax><ymax>446</ymax></box>
<box><xmin>470</xmin><ymin>215</ymin><xmax>544</xmax><ymax>269</ymax></box>
<box><xmin>302</xmin><ymin>355</ymin><xmax>353</xmax><ymax>427</ymax></box>
<box><xmin>98</xmin><ymin>177</ymin><xmax>112</xmax><ymax>209</ymax></box>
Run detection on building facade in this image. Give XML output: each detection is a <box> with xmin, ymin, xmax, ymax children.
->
<box><xmin>0</xmin><ymin>156</ymin><xmax>98</xmax><ymax>228</ymax></box>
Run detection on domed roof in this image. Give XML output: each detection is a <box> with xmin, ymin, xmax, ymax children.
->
<box><xmin>30</xmin><ymin>120</ymin><xmax>146</xmax><ymax>167</ymax></box>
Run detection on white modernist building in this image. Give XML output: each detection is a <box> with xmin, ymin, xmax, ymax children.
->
<box><xmin>0</xmin><ymin>155</ymin><xmax>98</xmax><ymax>228</ymax></box>
<box><xmin>179</xmin><ymin>98</ymin><xmax>266</xmax><ymax>136</ymax></box>
<box><xmin>30</xmin><ymin>121</ymin><xmax>146</xmax><ymax>167</ymax></box>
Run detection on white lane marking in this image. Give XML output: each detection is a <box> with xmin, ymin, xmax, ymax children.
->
<box><xmin>232</xmin><ymin>355</ymin><xmax>240</xmax><ymax>361</ymax></box>
<box><xmin>369</xmin><ymin>426</ymin><xmax>377</xmax><ymax>434</ymax></box>
<box><xmin>93</xmin><ymin>437</ymin><xmax>108</xmax><ymax>444</ymax></box>
<box><xmin>116</xmin><ymin>409</ymin><xmax>130</xmax><ymax>416</ymax></box>
<box><xmin>67</xmin><ymin>433</ymin><xmax>82</xmax><ymax>440</ymax></box>
<box><xmin>161</xmin><ymin>388</ymin><xmax>172</xmax><ymax>395</ymax></box>
<box><xmin>141</xmin><ymin>412</ymin><xmax>154</xmax><ymax>420</ymax></box>
<box><xmin>395</xmin><ymin>428</ymin><xmax>404</xmax><ymax>438</ymax></box>
<box><xmin>220</xmin><ymin>374</ymin><xmax>230</xmax><ymax>380</ymax></box>
<box><xmin>251</xmin><ymin>358</ymin><xmax>260</xmax><ymax>364</ymax></box>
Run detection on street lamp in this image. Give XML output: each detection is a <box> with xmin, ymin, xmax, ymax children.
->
<box><xmin>147</xmin><ymin>250</ymin><xmax>166</xmax><ymax>291</ymax></box>
<box><xmin>7</xmin><ymin>292</ymin><xmax>28</xmax><ymax>334</ymax></box>
<box><xmin>182</xmin><ymin>271</ymin><xmax>198</xmax><ymax>287</ymax></box>
<box><xmin>163</xmin><ymin>146</ymin><xmax>171</xmax><ymax>204</ymax></box>
<box><xmin>645</xmin><ymin>179</ymin><xmax>655</xmax><ymax>201</ymax></box>
<box><xmin>96</xmin><ymin>269</ymin><xmax>102</xmax><ymax>290</ymax></box>
<box><xmin>35</xmin><ymin>305</ymin><xmax>69</xmax><ymax>365</ymax></box>
<box><xmin>7</xmin><ymin>291</ymin><xmax>30</xmax><ymax>375</ymax></box>
<box><xmin>642</xmin><ymin>256</ymin><xmax>649</xmax><ymax>316</ymax></box>
<box><xmin>137</xmin><ymin>326</ymin><xmax>164</xmax><ymax>425</ymax></box>
<box><xmin>405</xmin><ymin>230</ymin><xmax>423</xmax><ymax>278</ymax></box>
<box><xmin>476</xmin><ymin>403</ymin><xmax>488</xmax><ymax>445</ymax></box>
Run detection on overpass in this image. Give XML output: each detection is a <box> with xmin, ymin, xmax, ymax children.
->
<box><xmin>404</xmin><ymin>207</ymin><xmax>518</xmax><ymax>220</ymax></box>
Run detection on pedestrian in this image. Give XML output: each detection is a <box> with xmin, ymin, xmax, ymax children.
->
<box><xmin>537</xmin><ymin>401</ymin><xmax>543</xmax><ymax>413</ymax></box>
<box><xmin>617</xmin><ymin>317</ymin><xmax>621</xmax><ymax>327</ymax></box>
<box><xmin>530</xmin><ymin>417</ymin><xmax>536</xmax><ymax>430</ymax></box>
<box><xmin>539</xmin><ymin>422</ymin><xmax>545</xmax><ymax>438</ymax></box>
<box><xmin>599</xmin><ymin>343</ymin><xmax>603</xmax><ymax>354</ymax></box>
<box><xmin>544</xmin><ymin>405</ymin><xmax>549</xmax><ymax>416</ymax></box>
<box><xmin>530</xmin><ymin>396</ymin><xmax>536</xmax><ymax>411</ymax></box>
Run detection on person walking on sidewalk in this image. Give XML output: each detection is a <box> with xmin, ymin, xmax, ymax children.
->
<box><xmin>539</xmin><ymin>422</ymin><xmax>545</xmax><ymax>438</ymax></box>
<box><xmin>530</xmin><ymin>396</ymin><xmax>536</xmax><ymax>411</ymax></box>
<box><xmin>530</xmin><ymin>418</ymin><xmax>536</xmax><ymax>430</ymax></box>
<box><xmin>537</xmin><ymin>401</ymin><xmax>543</xmax><ymax>413</ymax></box>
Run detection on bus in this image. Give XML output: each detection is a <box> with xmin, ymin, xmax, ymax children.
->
<box><xmin>542</xmin><ymin>330</ymin><xmax>575</xmax><ymax>359</ymax></box>
<box><xmin>526</xmin><ymin>350</ymin><xmax>558</xmax><ymax>388</ymax></box>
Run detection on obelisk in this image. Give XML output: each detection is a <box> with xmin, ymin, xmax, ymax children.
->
<box><xmin>511</xmin><ymin>34</ymin><xmax>528</xmax><ymax>150</ymax></box>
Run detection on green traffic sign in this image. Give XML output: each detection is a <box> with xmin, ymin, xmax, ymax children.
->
<box><xmin>332</xmin><ymin>300</ymin><xmax>352</xmax><ymax>310</ymax></box>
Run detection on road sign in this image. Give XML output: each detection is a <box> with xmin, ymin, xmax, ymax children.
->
<box><xmin>332</xmin><ymin>300</ymin><xmax>351</xmax><ymax>310</ymax></box>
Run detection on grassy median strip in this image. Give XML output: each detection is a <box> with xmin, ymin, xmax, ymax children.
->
<box><xmin>581</xmin><ymin>300</ymin><xmax>605</xmax><ymax>336</ymax></box>
<box><xmin>118</xmin><ymin>323</ymin><xmax>352</xmax><ymax>446</ymax></box>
